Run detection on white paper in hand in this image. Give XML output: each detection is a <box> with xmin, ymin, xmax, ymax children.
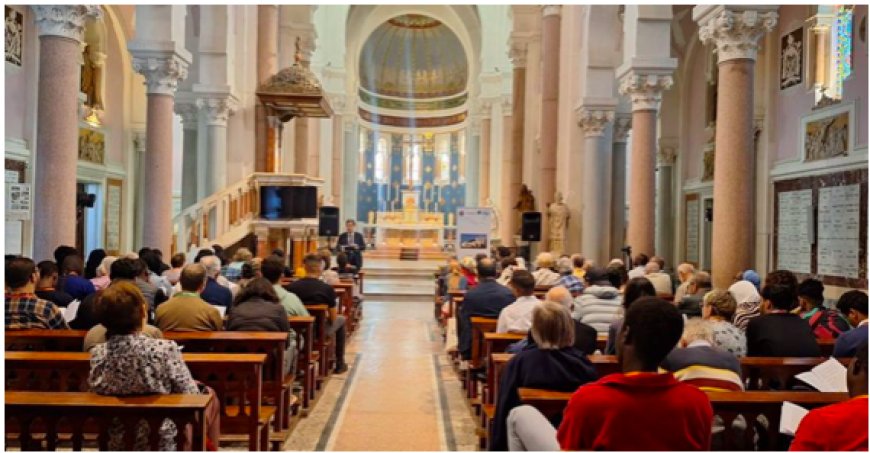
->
<box><xmin>795</xmin><ymin>357</ymin><xmax>848</xmax><ymax>392</ymax></box>
<box><xmin>779</xmin><ymin>401</ymin><xmax>810</xmax><ymax>436</ymax></box>
<box><xmin>212</xmin><ymin>305</ymin><xmax>227</xmax><ymax>318</ymax></box>
<box><xmin>63</xmin><ymin>300</ymin><xmax>81</xmax><ymax>323</ymax></box>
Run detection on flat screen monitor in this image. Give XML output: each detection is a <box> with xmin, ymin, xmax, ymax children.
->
<box><xmin>260</xmin><ymin>186</ymin><xmax>318</xmax><ymax>220</ymax></box>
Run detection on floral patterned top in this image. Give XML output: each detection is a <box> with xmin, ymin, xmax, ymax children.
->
<box><xmin>709</xmin><ymin>319</ymin><xmax>747</xmax><ymax>358</ymax></box>
<box><xmin>89</xmin><ymin>333</ymin><xmax>200</xmax><ymax>450</ymax></box>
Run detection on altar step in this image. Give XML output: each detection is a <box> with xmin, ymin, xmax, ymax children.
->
<box><xmin>364</xmin><ymin>248</ymin><xmax>449</xmax><ymax>261</ymax></box>
<box><xmin>362</xmin><ymin>258</ymin><xmax>438</xmax><ymax>303</ymax></box>
<box><xmin>399</xmin><ymin>248</ymin><xmax>420</xmax><ymax>260</ymax></box>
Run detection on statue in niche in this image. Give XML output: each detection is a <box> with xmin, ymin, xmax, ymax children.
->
<box><xmin>5</xmin><ymin>7</ymin><xmax>22</xmax><ymax>67</ymax></box>
<box><xmin>80</xmin><ymin>45</ymin><xmax>98</xmax><ymax>108</ymax></box>
<box><xmin>514</xmin><ymin>184</ymin><xmax>536</xmax><ymax>234</ymax></box>
<box><xmin>78</xmin><ymin>128</ymin><xmax>105</xmax><ymax>164</ymax></box>
<box><xmin>780</xmin><ymin>28</ymin><xmax>803</xmax><ymax>90</ymax></box>
<box><xmin>548</xmin><ymin>192</ymin><xmax>570</xmax><ymax>256</ymax></box>
<box><xmin>702</xmin><ymin>149</ymin><xmax>715</xmax><ymax>182</ymax></box>
<box><xmin>484</xmin><ymin>197</ymin><xmax>500</xmax><ymax>239</ymax></box>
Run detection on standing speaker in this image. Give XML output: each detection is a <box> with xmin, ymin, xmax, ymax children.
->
<box><xmin>521</xmin><ymin>212</ymin><xmax>542</xmax><ymax>242</ymax></box>
<box><xmin>318</xmin><ymin>206</ymin><xmax>340</xmax><ymax>236</ymax></box>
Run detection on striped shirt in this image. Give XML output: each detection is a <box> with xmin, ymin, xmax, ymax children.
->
<box><xmin>5</xmin><ymin>292</ymin><xmax>69</xmax><ymax>330</ymax></box>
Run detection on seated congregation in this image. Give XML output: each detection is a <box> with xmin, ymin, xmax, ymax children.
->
<box><xmin>438</xmin><ymin>249</ymin><xmax>869</xmax><ymax>451</ymax></box>
<box><xmin>4</xmin><ymin>244</ymin><xmax>363</xmax><ymax>450</ymax></box>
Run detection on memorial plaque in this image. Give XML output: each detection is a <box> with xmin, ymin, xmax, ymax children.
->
<box><xmin>818</xmin><ymin>184</ymin><xmax>860</xmax><ymax>278</ymax></box>
<box><xmin>776</xmin><ymin>189</ymin><xmax>812</xmax><ymax>273</ymax></box>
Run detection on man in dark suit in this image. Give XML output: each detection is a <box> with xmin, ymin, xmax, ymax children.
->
<box><xmin>458</xmin><ymin>258</ymin><xmax>515</xmax><ymax>360</ymax></box>
<box><xmin>337</xmin><ymin>219</ymin><xmax>366</xmax><ymax>269</ymax></box>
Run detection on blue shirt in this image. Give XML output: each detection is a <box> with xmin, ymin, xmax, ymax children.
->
<box><xmin>833</xmin><ymin>323</ymin><xmax>868</xmax><ymax>358</ymax></box>
<box><xmin>458</xmin><ymin>279</ymin><xmax>515</xmax><ymax>360</ymax></box>
<box><xmin>200</xmin><ymin>278</ymin><xmax>233</xmax><ymax>310</ymax></box>
<box><xmin>62</xmin><ymin>275</ymin><xmax>96</xmax><ymax>301</ymax></box>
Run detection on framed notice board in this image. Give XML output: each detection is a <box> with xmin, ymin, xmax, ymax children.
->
<box><xmin>104</xmin><ymin>178</ymin><xmax>123</xmax><ymax>255</ymax></box>
<box><xmin>773</xmin><ymin>168</ymin><xmax>867</xmax><ymax>288</ymax></box>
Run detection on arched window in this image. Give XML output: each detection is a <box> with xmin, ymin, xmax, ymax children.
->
<box><xmin>457</xmin><ymin>132</ymin><xmax>466</xmax><ymax>183</ymax></box>
<box><xmin>434</xmin><ymin>134</ymin><xmax>450</xmax><ymax>184</ymax></box>
<box><xmin>404</xmin><ymin>142</ymin><xmax>421</xmax><ymax>186</ymax></box>
<box><xmin>374</xmin><ymin>137</ymin><xmax>388</xmax><ymax>183</ymax></box>
<box><xmin>358</xmin><ymin>129</ymin><xmax>367</xmax><ymax>180</ymax></box>
<box><xmin>832</xmin><ymin>5</ymin><xmax>854</xmax><ymax>98</ymax></box>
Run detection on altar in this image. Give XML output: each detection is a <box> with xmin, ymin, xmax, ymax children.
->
<box><xmin>368</xmin><ymin>190</ymin><xmax>451</xmax><ymax>250</ymax></box>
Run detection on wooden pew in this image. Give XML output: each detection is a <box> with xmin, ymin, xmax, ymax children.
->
<box><xmin>305</xmin><ymin>304</ymin><xmax>335</xmax><ymax>385</ymax></box>
<box><xmin>5</xmin><ymin>329</ymin><xmax>88</xmax><ymax>351</ymax></box>
<box><xmin>533</xmin><ymin>286</ymin><xmax>553</xmax><ymax>299</ymax></box>
<box><xmin>162</xmin><ymin>331</ymin><xmax>289</xmax><ymax>449</ymax></box>
<box><xmin>818</xmin><ymin>338</ymin><xmax>835</xmax><ymax>357</ymax></box>
<box><xmin>741</xmin><ymin>357</ymin><xmax>850</xmax><ymax>390</ymax></box>
<box><xmin>517</xmin><ymin>388</ymin><xmax>849</xmax><ymax>451</ymax></box>
<box><xmin>5</xmin><ymin>351</ymin><xmax>271</xmax><ymax>451</ymax></box>
<box><xmin>332</xmin><ymin>283</ymin><xmax>356</xmax><ymax>333</ymax></box>
<box><xmin>5</xmin><ymin>391</ymin><xmax>210</xmax><ymax>451</ymax></box>
<box><xmin>288</xmin><ymin>316</ymin><xmax>316</xmax><ymax>413</ymax></box>
<box><xmin>467</xmin><ymin>317</ymin><xmax>498</xmax><ymax>400</ymax></box>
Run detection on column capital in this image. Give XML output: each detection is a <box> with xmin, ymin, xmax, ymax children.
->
<box><xmin>508</xmin><ymin>37</ymin><xmax>529</xmax><ymax>68</ymax></box>
<box><xmin>31</xmin><ymin>5</ymin><xmax>102</xmax><ymax>42</ymax></box>
<box><xmin>694</xmin><ymin>6</ymin><xmax>778</xmax><ymax>63</ymax></box>
<box><xmin>131</xmin><ymin>52</ymin><xmax>190</xmax><ymax>96</ymax></box>
<box><xmin>469</xmin><ymin>118</ymin><xmax>482</xmax><ymax>135</ymax></box>
<box><xmin>613</xmin><ymin>115</ymin><xmax>633</xmax><ymax>143</ymax></box>
<box><xmin>657</xmin><ymin>137</ymin><xmax>679</xmax><ymax>166</ymax></box>
<box><xmin>542</xmin><ymin>5</ymin><xmax>561</xmax><ymax>17</ymax></box>
<box><xmin>197</xmin><ymin>95</ymin><xmax>238</xmax><ymax>126</ymax></box>
<box><xmin>576</xmin><ymin>107</ymin><xmax>615</xmax><ymax>138</ymax></box>
<box><xmin>618</xmin><ymin>72</ymin><xmax>674</xmax><ymax>112</ymax></box>
<box><xmin>174</xmin><ymin>100</ymin><xmax>199</xmax><ymax>130</ymax></box>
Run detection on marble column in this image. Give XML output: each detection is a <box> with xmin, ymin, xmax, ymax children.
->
<box><xmin>294</xmin><ymin>118</ymin><xmax>309</xmax><ymax>175</ymax></box>
<box><xmin>539</xmin><ymin>5</ymin><xmax>561</xmax><ymax>247</ymax></box>
<box><xmin>577</xmin><ymin>108</ymin><xmax>614</xmax><ymax>266</ymax></box>
<box><xmin>610</xmin><ymin>115</ymin><xmax>631</xmax><ymax>258</ymax></box>
<box><xmin>508</xmin><ymin>40</ymin><xmax>528</xmax><ymax>245</ymax></box>
<box><xmin>619</xmin><ymin>73</ymin><xmax>673</xmax><ymax>258</ymax></box>
<box><xmin>696</xmin><ymin>6</ymin><xmax>777</xmax><ymax>288</ymax></box>
<box><xmin>198</xmin><ymin>97</ymin><xmax>236</xmax><ymax>194</ymax></box>
<box><xmin>175</xmin><ymin>101</ymin><xmax>199</xmax><ymax>209</ymax></box>
<box><xmin>479</xmin><ymin>114</ymin><xmax>492</xmax><ymax>205</ymax></box>
<box><xmin>655</xmin><ymin>139</ymin><xmax>677</xmax><ymax>268</ymax></box>
<box><xmin>131</xmin><ymin>55</ymin><xmax>189</xmax><ymax>253</ymax></box>
<box><xmin>30</xmin><ymin>5</ymin><xmax>102</xmax><ymax>260</ymax></box>
<box><xmin>256</xmin><ymin>5</ymin><xmax>278</xmax><ymax>172</ymax></box>
<box><xmin>331</xmin><ymin>114</ymin><xmax>343</xmax><ymax>206</ymax></box>
<box><xmin>500</xmin><ymin>106</ymin><xmax>514</xmax><ymax>244</ymax></box>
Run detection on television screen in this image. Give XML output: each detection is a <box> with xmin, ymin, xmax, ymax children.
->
<box><xmin>260</xmin><ymin>186</ymin><xmax>318</xmax><ymax>220</ymax></box>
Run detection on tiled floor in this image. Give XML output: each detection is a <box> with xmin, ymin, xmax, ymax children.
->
<box><xmin>283</xmin><ymin>300</ymin><xmax>477</xmax><ymax>451</ymax></box>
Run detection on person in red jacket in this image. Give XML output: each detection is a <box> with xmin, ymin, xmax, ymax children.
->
<box><xmin>556</xmin><ymin>297</ymin><xmax>713</xmax><ymax>451</ymax></box>
<box><xmin>790</xmin><ymin>341</ymin><xmax>868</xmax><ymax>451</ymax></box>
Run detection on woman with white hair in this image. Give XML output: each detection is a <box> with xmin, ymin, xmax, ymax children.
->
<box><xmin>729</xmin><ymin>280</ymin><xmax>762</xmax><ymax>331</ymax></box>
<box><xmin>532</xmin><ymin>252</ymin><xmax>561</xmax><ymax>287</ymax></box>
<box><xmin>490</xmin><ymin>302</ymin><xmax>597</xmax><ymax>451</ymax></box>
<box><xmin>90</xmin><ymin>256</ymin><xmax>117</xmax><ymax>291</ymax></box>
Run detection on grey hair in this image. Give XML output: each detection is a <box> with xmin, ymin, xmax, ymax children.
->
<box><xmin>545</xmin><ymin>286</ymin><xmax>574</xmax><ymax>310</ymax></box>
<box><xmin>556</xmin><ymin>257</ymin><xmax>573</xmax><ymax>274</ymax></box>
<box><xmin>530</xmin><ymin>302</ymin><xmax>575</xmax><ymax>350</ymax></box>
<box><xmin>200</xmin><ymin>255</ymin><xmax>222</xmax><ymax>277</ymax></box>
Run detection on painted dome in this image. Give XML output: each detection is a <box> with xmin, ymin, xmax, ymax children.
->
<box><xmin>359</xmin><ymin>14</ymin><xmax>468</xmax><ymax>99</ymax></box>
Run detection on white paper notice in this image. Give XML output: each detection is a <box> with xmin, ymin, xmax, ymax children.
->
<box><xmin>817</xmin><ymin>185</ymin><xmax>860</xmax><ymax>278</ymax></box>
<box><xmin>779</xmin><ymin>402</ymin><xmax>810</xmax><ymax>436</ymax></box>
<box><xmin>105</xmin><ymin>184</ymin><xmax>122</xmax><ymax>252</ymax></box>
<box><xmin>5</xmin><ymin>220</ymin><xmax>22</xmax><ymax>255</ymax></box>
<box><xmin>685</xmin><ymin>199</ymin><xmax>700</xmax><ymax>263</ymax></box>
<box><xmin>777</xmin><ymin>189</ymin><xmax>813</xmax><ymax>274</ymax></box>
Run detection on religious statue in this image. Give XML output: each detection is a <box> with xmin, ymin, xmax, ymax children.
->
<box><xmin>484</xmin><ymin>197</ymin><xmax>500</xmax><ymax>239</ymax></box>
<box><xmin>5</xmin><ymin>7</ymin><xmax>22</xmax><ymax>66</ymax></box>
<box><xmin>514</xmin><ymin>184</ymin><xmax>536</xmax><ymax>235</ymax></box>
<box><xmin>548</xmin><ymin>192</ymin><xmax>570</xmax><ymax>256</ymax></box>
<box><xmin>780</xmin><ymin>32</ymin><xmax>802</xmax><ymax>89</ymax></box>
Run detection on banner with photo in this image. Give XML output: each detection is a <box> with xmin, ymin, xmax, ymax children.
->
<box><xmin>456</xmin><ymin>207</ymin><xmax>492</xmax><ymax>259</ymax></box>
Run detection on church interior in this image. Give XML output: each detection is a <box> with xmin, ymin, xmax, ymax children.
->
<box><xmin>4</xmin><ymin>4</ymin><xmax>869</xmax><ymax>452</ymax></box>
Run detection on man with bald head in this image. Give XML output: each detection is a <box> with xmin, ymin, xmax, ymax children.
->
<box><xmin>458</xmin><ymin>257</ymin><xmax>516</xmax><ymax>361</ymax></box>
<box><xmin>645</xmin><ymin>261</ymin><xmax>673</xmax><ymax>296</ymax></box>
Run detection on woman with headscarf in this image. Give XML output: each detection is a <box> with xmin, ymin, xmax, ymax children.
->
<box><xmin>729</xmin><ymin>280</ymin><xmax>761</xmax><ymax>331</ymax></box>
<box><xmin>84</xmin><ymin>249</ymin><xmax>106</xmax><ymax>280</ymax></box>
<box><xmin>90</xmin><ymin>256</ymin><xmax>118</xmax><ymax>291</ymax></box>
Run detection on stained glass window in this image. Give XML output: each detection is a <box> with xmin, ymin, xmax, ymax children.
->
<box><xmin>832</xmin><ymin>5</ymin><xmax>854</xmax><ymax>98</ymax></box>
<box><xmin>374</xmin><ymin>137</ymin><xmax>388</xmax><ymax>183</ymax></box>
<box><xmin>435</xmin><ymin>134</ymin><xmax>450</xmax><ymax>184</ymax></box>
<box><xmin>358</xmin><ymin>129</ymin><xmax>367</xmax><ymax>180</ymax></box>
<box><xmin>405</xmin><ymin>143</ymin><xmax>421</xmax><ymax>186</ymax></box>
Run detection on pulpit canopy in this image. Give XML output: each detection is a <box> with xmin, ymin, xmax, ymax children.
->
<box><xmin>256</xmin><ymin>39</ymin><xmax>332</xmax><ymax>122</ymax></box>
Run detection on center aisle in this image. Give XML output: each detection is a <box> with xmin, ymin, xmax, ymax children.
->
<box><xmin>284</xmin><ymin>301</ymin><xmax>478</xmax><ymax>451</ymax></box>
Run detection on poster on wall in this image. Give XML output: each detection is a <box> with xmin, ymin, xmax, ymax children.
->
<box><xmin>685</xmin><ymin>197</ymin><xmax>700</xmax><ymax>264</ymax></box>
<box><xmin>456</xmin><ymin>207</ymin><xmax>492</xmax><ymax>259</ymax></box>
<box><xmin>5</xmin><ymin>6</ymin><xmax>23</xmax><ymax>67</ymax></box>
<box><xmin>776</xmin><ymin>189</ymin><xmax>813</xmax><ymax>274</ymax></box>
<box><xmin>780</xmin><ymin>26</ymin><xmax>803</xmax><ymax>90</ymax></box>
<box><xmin>105</xmin><ymin>178</ymin><xmax>122</xmax><ymax>255</ymax></box>
<box><xmin>817</xmin><ymin>184</ymin><xmax>860</xmax><ymax>278</ymax></box>
<box><xmin>5</xmin><ymin>183</ymin><xmax>30</xmax><ymax>220</ymax></box>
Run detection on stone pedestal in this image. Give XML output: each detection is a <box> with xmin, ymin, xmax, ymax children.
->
<box><xmin>31</xmin><ymin>5</ymin><xmax>102</xmax><ymax>260</ymax></box>
<box><xmin>577</xmin><ymin>108</ymin><xmax>614</xmax><ymax>266</ymax></box>
<box><xmin>695</xmin><ymin>6</ymin><xmax>777</xmax><ymax>287</ymax></box>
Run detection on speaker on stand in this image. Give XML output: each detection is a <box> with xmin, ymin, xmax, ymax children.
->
<box><xmin>318</xmin><ymin>207</ymin><xmax>340</xmax><ymax>250</ymax></box>
<box><xmin>520</xmin><ymin>211</ymin><xmax>541</xmax><ymax>264</ymax></box>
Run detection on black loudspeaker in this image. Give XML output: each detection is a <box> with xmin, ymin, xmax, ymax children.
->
<box><xmin>318</xmin><ymin>206</ymin><xmax>340</xmax><ymax>236</ymax></box>
<box><xmin>521</xmin><ymin>212</ymin><xmax>542</xmax><ymax>242</ymax></box>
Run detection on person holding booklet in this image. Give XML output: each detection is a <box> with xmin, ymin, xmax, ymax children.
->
<box><xmin>790</xmin><ymin>341</ymin><xmax>868</xmax><ymax>451</ymax></box>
